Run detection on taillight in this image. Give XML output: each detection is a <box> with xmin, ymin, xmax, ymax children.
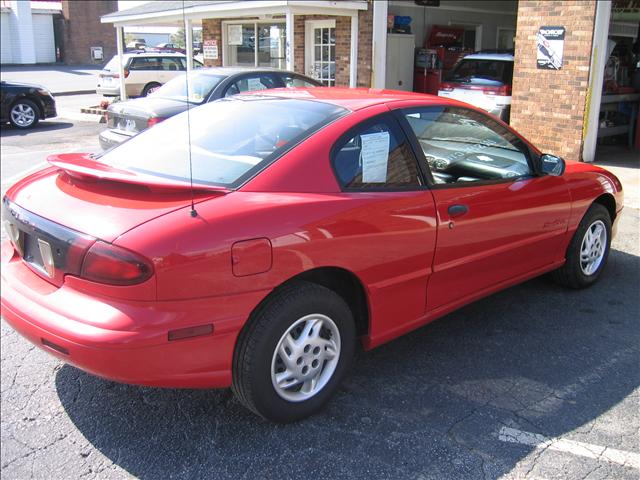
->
<box><xmin>80</xmin><ymin>241</ymin><xmax>153</xmax><ymax>286</ymax></box>
<box><xmin>147</xmin><ymin>117</ymin><xmax>165</xmax><ymax>128</ymax></box>
<box><xmin>439</xmin><ymin>82</ymin><xmax>455</xmax><ymax>92</ymax></box>
<box><xmin>482</xmin><ymin>85</ymin><xmax>511</xmax><ymax>96</ymax></box>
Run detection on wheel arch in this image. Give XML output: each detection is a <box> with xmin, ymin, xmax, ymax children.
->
<box><xmin>593</xmin><ymin>193</ymin><xmax>617</xmax><ymax>223</ymax></box>
<box><xmin>239</xmin><ymin>266</ymin><xmax>370</xmax><ymax>347</ymax></box>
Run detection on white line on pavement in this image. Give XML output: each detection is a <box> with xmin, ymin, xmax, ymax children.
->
<box><xmin>498</xmin><ymin>426</ymin><xmax>640</xmax><ymax>470</ymax></box>
<box><xmin>1</xmin><ymin>162</ymin><xmax>48</xmax><ymax>186</ymax></box>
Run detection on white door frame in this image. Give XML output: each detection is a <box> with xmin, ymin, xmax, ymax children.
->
<box><xmin>304</xmin><ymin>19</ymin><xmax>336</xmax><ymax>83</ymax></box>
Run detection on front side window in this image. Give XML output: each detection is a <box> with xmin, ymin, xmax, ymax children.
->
<box><xmin>332</xmin><ymin>116</ymin><xmax>421</xmax><ymax>190</ymax></box>
<box><xmin>98</xmin><ymin>97</ymin><xmax>346</xmax><ymax>188</ymax></box>
<box><xmin>402</xmin><ymin>106</ymin><xmax>532</xmax><ymax>185</ymax></box>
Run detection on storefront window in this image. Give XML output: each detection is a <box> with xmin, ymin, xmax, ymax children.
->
<box><xmin>226</xmin><ymin>22</ymin><xmax>286</xmax><ymax>69</ymax></box>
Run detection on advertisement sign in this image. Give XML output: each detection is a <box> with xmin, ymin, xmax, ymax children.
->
<box><xmin>203</xmin><ymin>39</ymin><xmax>218</xmax><ymax>60</ymax></box>
<box><xmin>537</xmin><ymin>26</ymin><xmax>565</xmax><ymax>70</ymax></box>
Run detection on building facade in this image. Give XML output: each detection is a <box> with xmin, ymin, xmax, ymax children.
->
<box><xmin>105</xmin><ymin>1</ymin><xmax>638</xmax><ymax>164</ymax></box>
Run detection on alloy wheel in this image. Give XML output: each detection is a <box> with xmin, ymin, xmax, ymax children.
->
<box><xmin>271</xmin><ymin>314</ymin><xmax>341</xmax><ymax>402</ymax></box>
<box><xmin>580</xmin><ymin>219</ymin><xmax>607</xmax><ymax>276</ymax></box>
<box><xmin>10</xmin><ymin>103</ymin><xmax>36</xmax><ymax>127</ymax></box>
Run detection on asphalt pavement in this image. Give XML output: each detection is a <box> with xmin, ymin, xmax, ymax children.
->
<box><xmin>1</xmin><ymin>65</ymin><xmax>102</xmax><ymax>95</ymax></box>
<box><xmin>0</xmin><ymin>115</ymin><xmax>639</xmax><ymax>480</ymax></box>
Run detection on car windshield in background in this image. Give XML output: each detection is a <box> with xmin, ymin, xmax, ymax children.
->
<box><xmin>98</xmin><ymin>97</ymin><xmax>347</xmax><ymax>188</ymax></box>
<box><xmin>446</xmin><ymin>60</ymin><xmax>513</xmax><ymax>86</ymax></box>
<box><xmin>152</xmin><ymin>74</ymin><xmax>225</xmax><ymax>104</ymax></box>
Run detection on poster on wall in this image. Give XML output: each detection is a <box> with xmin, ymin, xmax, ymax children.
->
<box><xmin>228</xmin><ymin>25</ymin><xmax>243</xmax><ymax>46</ymax></box>
<box><xmin>537</xmin><ymin>26</ymin><xmax>565</xmax><ymax>70</ymax></box>
<box><xmin>203</xmin><ymin>39</ymin><xmax>218</xmax><ymax>60</ymax></box>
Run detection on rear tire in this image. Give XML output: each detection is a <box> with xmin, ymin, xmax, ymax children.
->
<box><xmin>232</xmin><ymin>281</ymin><xmax>355</xmax><ymax>423</ymax></box>
<box><xmin>9</xmin><ymin>99</ymin><xmax>39</xmax><ymax>129</ymax></box>
<box><xmin>142</xmin><ymin>82</ymin><xmax>161</xmax><ymax>96</ymax></box>
<box><xmin>552</xmin><ymin>203</ymin><xmax>611</xmax><ymax>289</ymax></box>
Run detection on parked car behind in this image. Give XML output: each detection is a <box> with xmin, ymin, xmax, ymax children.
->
<box><xmin>96</xmin><ymin>52</ymin><xmax>204</xmax><ymax>98</ymax></box>
<box><xmin>0</xmin><ymin>81</ymin><xmax>57</xmax><ymax>129</ymax></box>
<box><xmin>99</xmin><ymin>67</ymin><xmax>321</xmax><ymax>150</ymax></box>
<box><xmin>438</xmin><ymin>52</ymin><xmax>514</xmax><ymax>122</ymax></box>
<box><xmin>154</xmin><ymin>43</ymin><xmax>186</xmax><ymax>54</ymax></box>
<box><xmin>1</xmin><ymin>89</ymin><xmax>623</xmax><ymax>422</ymax></box>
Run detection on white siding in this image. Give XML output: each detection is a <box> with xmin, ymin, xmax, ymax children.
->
<box><xmin>1</xmin><ymin>12</ymin><xmax>13</xmax><ymax>64</ymax></box>
<box><xmin>32</xmin><ymin>13</ymin><xmax>55</xmax><ymax>63</ymax></box>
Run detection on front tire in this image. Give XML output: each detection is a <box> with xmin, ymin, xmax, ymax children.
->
<box><xmin>552</xmin><ymin>203</ymin><xmax>611</xmax><ymax>289</ymax></box>
<box><xmin>232</xmin><ymin>281</ymin><xmax>355</xmax><ymax>423</ymax></box>
<box><xmin>9</xmin><ymin>99</ymin><xmax>39</xmax><ymax>129</ymax></box>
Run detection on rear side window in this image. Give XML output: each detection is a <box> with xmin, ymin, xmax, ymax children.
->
<box><xmin>446</xmin><ymin>59</ymin><xmax>514</xmax><ymax>86</ymax></box>
<box><xmin>130</xmin><ymin>57</ymin><xmax>163</xmax><ymax>71</ymax></box>
<box><xmin>225</xmin><ymin>75</ymin><xmax>279</xmax><ymax>97</ymax></box>
<box><xmin>332</xmin><ymin>115</ymin><xmax>421</xmax><ymax>190</ymax></box>
<box><xmin>160</xmin><ymin>57</ymin><xmax>184</xmax><ymax>71</ymax></box>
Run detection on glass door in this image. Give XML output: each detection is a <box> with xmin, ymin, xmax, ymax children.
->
<box><xmin>305</xmin><ymin>20</ymin><xmax>336</xmax><ymax>86</ymax></box>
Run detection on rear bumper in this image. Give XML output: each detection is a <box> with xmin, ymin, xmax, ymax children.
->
<box><xmin>98</xmin><ymin>128</ymin><xmax>133</xmax><ymax>150</ymax></box>
<box><xmin>1</xmin><ymin>243</ymin><xmax>267</xmax><ymax>388</ymax></box>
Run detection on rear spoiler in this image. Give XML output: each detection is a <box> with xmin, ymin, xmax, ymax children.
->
<box><xmin>47</xmin><ymin>153</ymin><xmax>230</xmax><ymax>193</ymax></box>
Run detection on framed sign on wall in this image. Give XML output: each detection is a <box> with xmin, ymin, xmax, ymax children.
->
<box><xmin>537</xmin><ymin>26</ymin><xmax>565</xmax><ymax>70</ymax></box>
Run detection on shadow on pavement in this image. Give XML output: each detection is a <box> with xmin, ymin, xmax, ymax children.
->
<box><xmin>0</xmin><ymin>121</ymin><xmax>74</xmax><ymax>137</ymax></box>
<box><xmin>55</xmin><ymin>247</ymin><xmax>640</xmax><ymax>479</ymax></box>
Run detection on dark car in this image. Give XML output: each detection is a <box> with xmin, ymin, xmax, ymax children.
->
<box><xmin>99</xmin><ymin>68</ymin><xmax>321</xmax><ymax>150</ymax></box>
<box><xmin>0</xmin><ymin>81</ymin><xmax>57</xmax><ymax>129</ymax></box>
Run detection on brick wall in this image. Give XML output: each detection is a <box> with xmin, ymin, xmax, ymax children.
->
<box><xmin>201</xmin><ymin>18</ymin><xmax>222</xmax><ymax>67</ymax></box>
<box><xmin>510</xmin><ymin>0</ymin><xmax>597</xmax><ymax>161</ymax></box>
<box><xmin>59</xmin><ymin>0</ymin><xmax>118</xmax><ymax>65</ymax></box>
<box><xmin>202</xmin><ymin>8</ymin><xmax>373</xmax><ymax>87</ymax></box>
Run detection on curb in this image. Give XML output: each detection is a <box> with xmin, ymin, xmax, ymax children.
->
<box><xmin>52</xmin><ymin>90</ymin><xmax>96</xmax><ymax>97</ymax></box>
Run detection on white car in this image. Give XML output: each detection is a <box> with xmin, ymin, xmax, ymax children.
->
<box><xmin>438</xmin><ymin>52</ymin><xmax>514</xmax><ymax>122</ymax></box>
<box><xmin>96</xmin><ymin>52</ymin><xmax>203</xmax><ymax>97</ymax></box>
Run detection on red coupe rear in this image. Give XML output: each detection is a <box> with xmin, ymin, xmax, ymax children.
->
<box><xmin>1</xmin><ymin>89</ymin><xmax>623</xmax><ymax>422</ymax></box>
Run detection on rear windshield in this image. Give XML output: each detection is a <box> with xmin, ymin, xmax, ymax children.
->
<box><xmin>103</xmin><ymin>56</ymin><xmax>126</xmax><ymax>72</ymax></box>
<box><xmin>152</xmin><ymin>73</ymin><xmax>225</xmax><ymax>104</ymax></box>
<box><xmin>446</xmin><ymin>59</ymin><xmax>513</xmax><ymax>86</ymax></box>
<box><xmin>98</xmin><ymin>97</ymin><xmax>347</xmax><ymax>188</ymax></box>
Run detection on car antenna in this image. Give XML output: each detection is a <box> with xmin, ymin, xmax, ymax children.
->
<box><xmin>182</xmin><ymin>0</ymin><xmax>197</xmax><ymax>218</ymax></box>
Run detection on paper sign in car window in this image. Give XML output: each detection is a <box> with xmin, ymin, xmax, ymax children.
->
<box><xmin>361</xmin><ymin>131</ymin><xmax>390</xmax><ymax>183</ymax></box>
<box><xmin>247</xmin><ymin>77</ymin><xmax>266</xmax><ymax>91</ymax></box>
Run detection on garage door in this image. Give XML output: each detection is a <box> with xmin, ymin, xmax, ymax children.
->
<box><xmin>0</xmin><ymin>12</ymin><xmax>12</xmax><ymax>64</ymax></box>
<box><xmin>33</xmin><ymin>13</ymin><xmax>55</xmax><ymax>63</ymax></box>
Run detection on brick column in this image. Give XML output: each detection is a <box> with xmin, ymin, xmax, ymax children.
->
<box><xmin>510</xmin><ymin>0</ymin><xmax>597</xmax><ymax>161</ymax></box>
<box><xmin>201</xmin><ymin>18</ymin><xmax>222</xmax><ymax>67</ymax></box>
<box><xmin>60</xmin><ymin>0</ymin><xmax>118</xmax><ymax>65</ymax></box>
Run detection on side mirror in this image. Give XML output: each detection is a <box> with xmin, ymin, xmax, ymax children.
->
<box><xmin>539</xmin><ymin>153</ymin><xmax>565</xmax><ymax>176</ymax></box>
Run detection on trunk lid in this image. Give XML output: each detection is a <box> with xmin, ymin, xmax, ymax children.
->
<box><xmin>107</xmin><ymin>97</ymin><xmax>188</xmax><ymax>134</ymax></box>
<box><xmin>5</xmin><ymin>153</ymin><xmax>226</xmax><ymax>244</ymax></box>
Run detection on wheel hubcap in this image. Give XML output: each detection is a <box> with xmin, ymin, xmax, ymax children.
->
<box><xmin>271</xmin><ymin>313</ymin><xmax>341</xmax><ymax>402</ymax></box>
<box><xmin>10</xmin><ymin>104</ymin><xmax>36</xmax><ymax>127</ymax></box>
<box><xmin>580</xmin><ymin>220</ymin><xmax>607</xmax><ymax>276</ymax></box>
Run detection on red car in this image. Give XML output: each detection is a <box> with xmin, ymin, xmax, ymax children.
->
<box><xmin>1</xmin><ymin>89</ymin><xmax>623</xmax><ymax>422</ymax></box>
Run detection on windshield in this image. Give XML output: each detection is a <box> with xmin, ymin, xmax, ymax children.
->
<box><xmin>98</xmin><ymin>97</ymin><xmax>347</xmax><ymax>188</ymax></box>
<box><xmin>446</xmin><ymin>59</ymin><xmax>513</xmax><ymax>86</ymax></box>
<box><xmin>152</xmin><ymin>73</ymin><xmax>225</xmax><ymax>103</ymax></box>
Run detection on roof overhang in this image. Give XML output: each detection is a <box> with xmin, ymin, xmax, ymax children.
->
<box><xmin>102</xmin><ymin>1</ymin><xmax>367</xmax><ymax>27</ymax></box>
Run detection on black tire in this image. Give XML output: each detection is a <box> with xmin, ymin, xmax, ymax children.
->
<box><xmin>552</xmin><ymin>203</ymin><xmax>612</xmax><ymax>289</ymax></box>
<box><xmin>9</xmin><ymin>99</ymin><xmax>40</xmax><ymax>129</ymax></box>
<box><xmin>232</xmin><ymin>281</ymin><xmax>355</xmax><ymax>423</ymax></box>
<box><xmin>141</xmin><ymin>82</ymin><xmax>161</xmax><ymax>97</ymax></box>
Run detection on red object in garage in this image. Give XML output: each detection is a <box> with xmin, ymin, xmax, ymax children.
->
<box><xmin>414</xmin><ymin>25</ymin><xmax>472</xmax><ymax>95</ymax></box>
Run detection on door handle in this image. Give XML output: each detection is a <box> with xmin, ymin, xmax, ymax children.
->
<box><xmin>448</xmin><ymin>204</ymin><xmax>468</xmax><ymax>218</ymax></box>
